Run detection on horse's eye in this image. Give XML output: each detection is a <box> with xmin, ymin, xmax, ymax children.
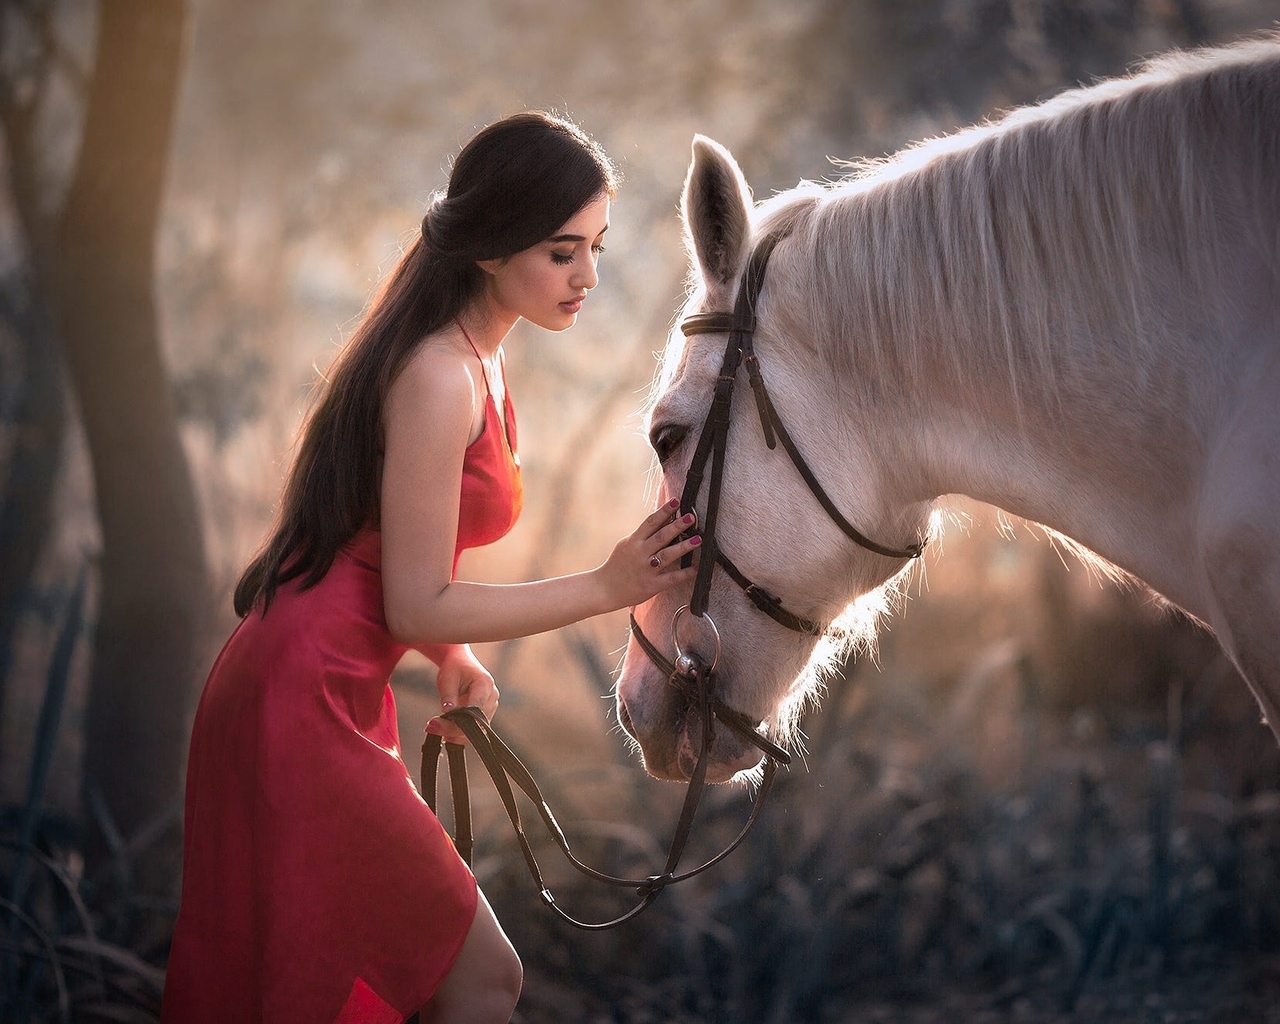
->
<box><xmin>649</xmin><ymin>423</ymin><xmax>688</xmax><ymax>464</ymax></box>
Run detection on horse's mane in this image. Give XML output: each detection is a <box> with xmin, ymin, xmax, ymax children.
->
<box><xmin>761</xmin><ymin>32</ymin><xmax>1280</xmax><ymax>416</ymax></box>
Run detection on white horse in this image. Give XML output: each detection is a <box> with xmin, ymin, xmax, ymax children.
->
<box><xmin>616</xmin><ymin>35</ymin><xmax>1280</xmax><ymax>784</ymax></box>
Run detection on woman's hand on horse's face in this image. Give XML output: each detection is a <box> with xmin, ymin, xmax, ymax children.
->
<box><xmin>429</xmin><ymin>647</ymin><xmax>498</xmax><ymax>745</ymax></box>
<box><xmin>597</xmin><ymin>499</ymin><xmax>701</xmax><ymax>610</ymax></box>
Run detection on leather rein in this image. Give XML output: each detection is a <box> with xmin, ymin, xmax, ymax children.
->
<box><xmin>421</xmin><ymin>675</ymin><xmax>788</xmax><ymax>931</ymax></box>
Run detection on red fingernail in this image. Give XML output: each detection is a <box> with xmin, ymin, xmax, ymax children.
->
<box><xmin>689</xmin><ymin>535</ymin><xmax>702</xmax><ymax>546</ymax></box>
<box><xmin>667</xmin><ymin>498</ymin><xmax>680</xmax><ymax>508</ymax></box>
<box><xmin>682</xmin><ymin>513</ymin><xmax>694</xmax><ymax>525</ymax></box>
<box><xmin>426</xmin><ymin>720</ymin><xmax>444</xmax><ymax>735</ymax></box>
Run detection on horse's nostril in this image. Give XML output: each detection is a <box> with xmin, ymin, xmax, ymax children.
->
<box><xmin>676</xmin><ymin>745</ymin><xmax>698</xmax><ymax>781</ymax></box>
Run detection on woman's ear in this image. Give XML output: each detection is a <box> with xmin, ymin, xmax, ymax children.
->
<box><xmin>475</xmin><ymin>258</ymin><xmax>502</xmax><ymax>277</ymax></box>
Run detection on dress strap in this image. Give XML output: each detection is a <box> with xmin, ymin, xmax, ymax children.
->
<box><xmin>456</xmin><ymin>321</ymin><xmax>492</xmax><ymax>396</ymax></box>
<box><xmin>497</xmin><ymin>348</ymin><xmax>510</xmax><ymax>397</ymax></box>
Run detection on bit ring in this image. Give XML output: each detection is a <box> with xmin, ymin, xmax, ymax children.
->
<box><xmin>671</xmin><ymin>605</ymin><xmax>721</xmax><ymax>676</ymax></box>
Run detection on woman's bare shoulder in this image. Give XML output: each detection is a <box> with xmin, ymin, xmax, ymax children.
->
<box><xmin>387</xmin><ymin>335</ymin><xmax>478</xmax><ymax>426</ymax></box>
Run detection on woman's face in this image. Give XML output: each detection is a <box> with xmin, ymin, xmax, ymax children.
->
<box><xmin>478</xmin><ymin>194</ymin><xmax>610</xmax><ymax>332</ymax></box>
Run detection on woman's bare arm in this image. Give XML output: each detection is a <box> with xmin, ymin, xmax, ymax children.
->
<box><xmin>379</xmin><ymin>342</ymin><xmax>698</xmax><ymax>647</ymax></box>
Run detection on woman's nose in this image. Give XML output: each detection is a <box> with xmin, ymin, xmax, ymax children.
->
<box><xmin>572</xmin><ymin>258</ymin><xmax>598</xmax><ymax>291</ymax></box>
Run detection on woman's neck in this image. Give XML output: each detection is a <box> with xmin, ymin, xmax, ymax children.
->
<box><xmin>456</xmin><ymin>304</ymin><xmax>515</xmax><ymax>357</ymax></box>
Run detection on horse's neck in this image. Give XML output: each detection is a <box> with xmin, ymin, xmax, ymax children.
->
<box><xmin>803</xmin><ymin>228</ymin><xmax>1225</xmax><ymax>616</ymax></box>
<box><xmin>920</xmin><ymin>393</ymin><xmax>1202</xmax><ymax>598</ymax></box>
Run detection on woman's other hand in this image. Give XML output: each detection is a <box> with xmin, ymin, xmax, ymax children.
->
<box><xmin>427</xmin><ymin>645</ymin><xmax>497</xmax><ymax>745</ymax></box>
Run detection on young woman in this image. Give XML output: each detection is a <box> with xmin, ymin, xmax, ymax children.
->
<box><xmin>161</xmin><ymin>112</ymin><xmax>700</xmax><ymax>1024</ymax></box>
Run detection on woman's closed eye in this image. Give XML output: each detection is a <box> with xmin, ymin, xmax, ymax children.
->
<box><xmin>551</xmin><ymin>245</ymin><xmax>605</xmax><ymax>266</ymax></box>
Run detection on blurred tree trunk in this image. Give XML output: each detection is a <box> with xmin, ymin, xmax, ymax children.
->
<box><xmin>0</xmin><ymin>5</ymin><xmax>73</xmax><ymax>767</ymax></box>
<box><xmin>49</xmin><ymin>0</ymin><xmax>206</xmax><ymax>880</ymax></box>
<box><xmin>0</xmin><ymin>282</ymin><xmax>64</xmax><ymax>742</ymax></box>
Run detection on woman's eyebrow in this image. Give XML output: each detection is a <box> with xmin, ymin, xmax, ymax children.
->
<box><xmin>547</xmin><ymin>225</ymin><xmax>609</xmax><ymax>243</ymax></box>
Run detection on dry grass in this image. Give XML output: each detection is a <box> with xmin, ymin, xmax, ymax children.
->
<box><xmin>0</xmin><ymin>833</ymin><xmax>168</xmax><ymax>1022</ymax></box>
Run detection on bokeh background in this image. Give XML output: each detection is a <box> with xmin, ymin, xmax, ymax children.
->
<box><xmin>3</xmin><ymin>1</ymin><xmax>1280</xmax><ymax>1021</ymax></box>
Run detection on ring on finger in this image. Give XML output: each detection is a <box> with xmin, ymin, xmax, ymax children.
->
<box><xmin>649</xmin><ymin>554</ymin><xmax>662</xmax><ymax>569</ymax></box>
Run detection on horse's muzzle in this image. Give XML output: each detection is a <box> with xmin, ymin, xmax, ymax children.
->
<box><xmin>617</xmin><ymin>682</ymin><xmax>763</xmax><ymax>783</ymax></box>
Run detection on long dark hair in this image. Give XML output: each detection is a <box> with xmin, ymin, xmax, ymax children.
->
<box><xmin>234</xmin><ymin>111</ymin><xmax>619</xmax><ymax>616</ymax></box>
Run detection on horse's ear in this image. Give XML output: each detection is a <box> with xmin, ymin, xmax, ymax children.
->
<box><xmin>682</xmin><ymin>135</ymin><xmax>753</xmax><ymax>289</ymax></box>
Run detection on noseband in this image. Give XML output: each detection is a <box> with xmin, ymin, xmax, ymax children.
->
<box><xmin>630</xmin><ymin>228</ymin><xmax>924</xmax><ymax>728</ymax></box>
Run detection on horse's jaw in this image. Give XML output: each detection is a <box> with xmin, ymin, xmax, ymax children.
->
<box><xmin>615</xmin><ymin>652</ymin><xmax>764</xmax><ymax>784</ymax></box>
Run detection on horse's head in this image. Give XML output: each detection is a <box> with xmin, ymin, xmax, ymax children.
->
<box><xmin>615</xmin><ymin>136</ymin><xmax>931</xmax><ymax>783</ymax></box>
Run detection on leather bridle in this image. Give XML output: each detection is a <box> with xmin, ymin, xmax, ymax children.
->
<box><xmin>630</xmin><ymin>228</ymin><xmax>922</xmax><ymax>670</ymax></box>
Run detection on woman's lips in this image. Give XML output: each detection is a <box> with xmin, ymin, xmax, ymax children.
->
<box><xmin>560</xmin><ymin>298</ymin><xmax>583</xmax><ymax>314</ymax></box>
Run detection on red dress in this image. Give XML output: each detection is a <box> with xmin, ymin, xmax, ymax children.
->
<box><xmin>162</xmin><ymin>361</ymin><xmax>522</xmax><ymax>1024</ymax></box>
